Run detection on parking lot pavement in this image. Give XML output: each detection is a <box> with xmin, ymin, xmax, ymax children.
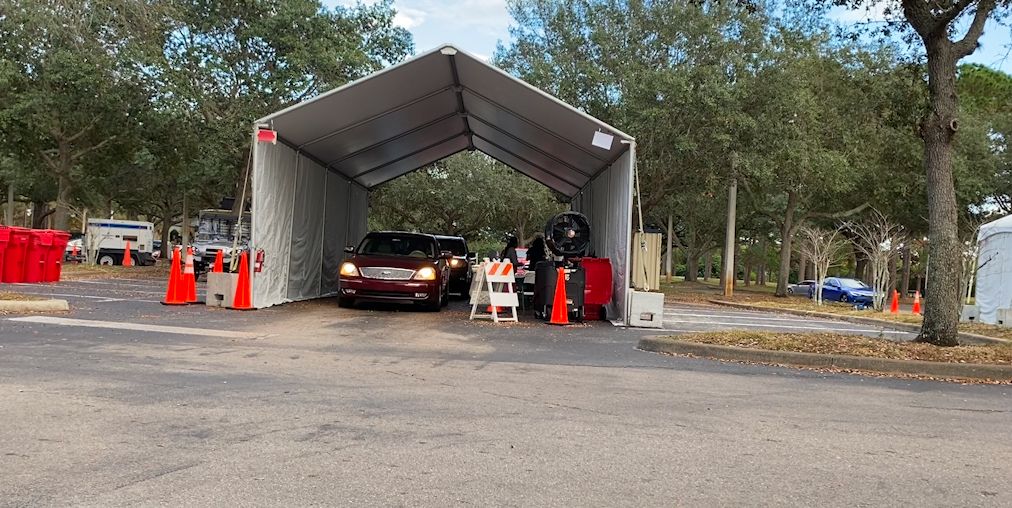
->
<box><xmin>1</xmin><ymin>292</ymin><xmax>1010</xmax><ymax>506</ymax></box>
<box><xmin>663</xmin><ymin>303</ymin><xmax>916</xmax><ymax>339</ymax></box>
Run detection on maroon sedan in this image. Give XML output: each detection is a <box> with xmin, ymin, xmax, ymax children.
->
<box><xmin>338</xmin><ymin>231</ymin><xmax>451</xmax><ymax>311</ymax></box>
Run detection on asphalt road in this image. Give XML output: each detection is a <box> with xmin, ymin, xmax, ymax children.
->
<box><xmin>0</xmin><ymin>279</ymin><xmax>1009</xmax><ymax>506</ymax></box>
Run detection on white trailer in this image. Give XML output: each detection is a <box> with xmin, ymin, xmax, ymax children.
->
<box><xmin>86</xmin><ymin>219</ymin><xmax>156</xmax><ymax>266</ymax></box>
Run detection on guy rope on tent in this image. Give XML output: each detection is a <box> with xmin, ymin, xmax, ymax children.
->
<box><xmin>470</xmin><ymin>260</ymin><xmax>519</xmax><ymax>323</ymax></box>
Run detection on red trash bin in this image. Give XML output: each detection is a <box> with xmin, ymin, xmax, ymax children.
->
<box><xmin>0</xmin><ymin>227</ymin><xmax>10</xmax><ymax>280</ymax></box>
<box><xmin>46</xmin><ymin>230</ymin><xmax>71</xmax><ymax>282</ymax></box>
<box><xmin>22</xmin><ymin>229</ymin><xmax>54</xmax><ymax>283</ymax></box>
<box><xmin>582</xmin><ymin>257</ymin><xmax>613</xmax><ymax>321</ymax></box>
<box><xmin>2</xmin><ymin>227</ymin><xmax>31</xmax><ymax>283</ymax></box>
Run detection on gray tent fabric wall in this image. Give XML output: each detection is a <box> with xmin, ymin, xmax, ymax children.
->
<box><xmin>572</xmin><ymin>147</ymin><xmax>634</xmax><ymax>323</ymax></box>
<box><xmin>253</xmin><ymin>140</ymin><xmax>369</xmax><ymax>308</ymax></box>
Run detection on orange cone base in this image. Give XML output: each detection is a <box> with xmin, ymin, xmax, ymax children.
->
<box><xmin>161</xmin><ymin>301</ymin><xmax>189</xmax><ymax>306</ymax></box>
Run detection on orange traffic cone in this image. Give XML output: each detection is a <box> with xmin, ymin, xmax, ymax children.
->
<box><xmin>548</xmin><ymin>267</ymin><xmax>570</xmax><ymax>325</ymax></box>
<box><xmin>122</xmin><ymin>241</ymin><xmax>133</xmax><ymax>267</ymax></box>
<box><xmin>232</xmin><ymin>250</ymin><xmax>252</xmax><ymax>310</ymax></box>
<box><xmin>182</xmin><ymin>246</ymin><xmax>198</xmax><ymax>303</ymax></box>
<box><xmin>889</xmin><ymin>289</ymin><xmax>899</xmax><ymax>314</ymax></box>
<box><xmin>161</xmin><ymin>247</ymin><xmax>186</xmax><ymax>305</ymax></box>
<box><xmin>70</xmin><ymin>244</ymin><xmax>80</xmax><ymax>263</ymax></box>
<box><xmin>212</xmin><ymin>250</ymin><xmax>224</xmax><ymax>273</ymax></box>
<box><xmin>912</xmin><ymin>290</ymin><xmax>922</xmax><ymax>315</ymax></box>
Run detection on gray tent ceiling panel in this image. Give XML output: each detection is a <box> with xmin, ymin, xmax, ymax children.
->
<box><xmin>462</xmin><ymin>90</ymin><xmax>604</xmax><ymax>173</ymax></box>
<box><xmin>468</xmin><ymin>117</ymin><xmax>591</xmax><ymax>187</ymax></box>
<box><xmin>453</xmin><ymin>54</ymin><xmax>628</xmax><ymax>161</ymax></box>
<box><xmin>357</xmin><ymin>135</ymin><xmax>471</xmax><ymax>188</ymax></box>
<box><xmin>266</xmin><ymin>54</ymin><xmax>454</xmax><ymax>147</ymax></box>
<box><xmin>258</xmin><ymin>45</ymin><xmax>633</xmax><ymax>196</ymax></box>
<box><xmin>472</xmin><ymin>137</ymin><xmax>581</xmax><ymax>196</ymax></box>
<box><xmin>334</xmin><ymin>115</ymin><xmax>466</xmax><ymax>179</ymax></box>
<box><xmin>308</xmin><ymin>89</ymin><xmax>459</xmax><ymax>164</ymax></box>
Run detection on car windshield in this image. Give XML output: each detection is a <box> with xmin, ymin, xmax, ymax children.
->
<box><xmin>360</xmin><ymin>235</ymin><xmax>435</xmax><ymax>258</ymax></box>
<box><xmin>838</xmin><ymin>279</ymin><xmax>870</xmax><ymax>289</ymax></box>
<box><xmin>437</xmin><ymin>238</ymin><xmax>467</xmax><ymax>256</ymax></box>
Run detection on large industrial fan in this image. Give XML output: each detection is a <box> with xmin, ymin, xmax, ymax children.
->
<box><xmin>534</xmin><ymin>212</ymin><xmax>591</xmax><ymax>322</ymax></box>
<box><xmin>545</xmin><ymin>211</ymin><xmax>592</xmax><ymax>259</ymax></box>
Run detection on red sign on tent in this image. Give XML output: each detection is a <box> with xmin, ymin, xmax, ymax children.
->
<box><xmin>257</xmin><ymin>128</ymin><xmax>277</xmax><ymax>144</ymax></box>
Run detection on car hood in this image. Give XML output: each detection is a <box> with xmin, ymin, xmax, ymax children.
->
<box><xmin>350</xmin><ymin>254</ymin><xmax>438</xmax><ymax>270</ymax></box>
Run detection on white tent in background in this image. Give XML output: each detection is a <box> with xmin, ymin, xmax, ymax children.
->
<box><xmin>248</xmin><ymin>45</ymin><xmax>637</xmax><ymax>323</ymax></box>
<box><xmin>974</xmin><ymin>214</ymin><xmax>1012</xmax><ymax>324</ymax></box>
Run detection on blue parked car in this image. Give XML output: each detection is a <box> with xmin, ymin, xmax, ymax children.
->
<box><xmin>809</xmin><ymin>277</ymin><xmax>875</xmax><ymax>305</ymax></box>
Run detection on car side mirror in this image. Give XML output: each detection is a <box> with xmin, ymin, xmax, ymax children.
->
<box><xmin>344</xmin><ymin>245</ymin><xmax>355</xmax><ymax>254</ymax></box>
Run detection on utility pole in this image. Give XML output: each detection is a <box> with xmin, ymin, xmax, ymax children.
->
<box><xmin>722</xmin><ymin>177</ymin><xmax>737</xmax><ymax>297</ymax></box>
<box><xmin>181</xmin><ymin>193</ymin><xmax>189</xmax><ymax>247</ymax></box>
<box><xmin>665</xmin><ymin>213</ymin><xmax>673</xmax><ymax>282</ymax></box>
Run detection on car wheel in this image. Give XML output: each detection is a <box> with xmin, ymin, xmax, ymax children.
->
<box><xmin>338</xmin><ymin>297</ymin><xmax>355</xmax><ymax>308</ymax></box>
<box><xmin>787</xmin><ymin>287</ymin><xmax>794</xmax><ymax>295</ymax></box>
<box><xmin>839</xmin><ymin>293</ymin><xmax>849</xmax><ymax>303</ymax></box>
<box><xmin>98</xmin><ymin>254</ymin><xmax>116</xmax><ymax>266</ymax></box>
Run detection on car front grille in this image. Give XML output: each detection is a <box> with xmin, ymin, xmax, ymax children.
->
<box><xmin>360</xmin><ymin>267</ymin><xmax>415</xmax><ymax>280</ymax></box>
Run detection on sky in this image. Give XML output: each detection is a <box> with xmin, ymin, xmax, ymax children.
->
<box><xmin>325</xmin><ymin>0</ymin><xmax>1010</xmax><ymax>71</ymax></box>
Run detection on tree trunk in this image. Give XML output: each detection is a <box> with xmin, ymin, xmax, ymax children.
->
<box><xmin>160</xmin><ymin>218</ymin><xmax>171</xmax><ymax>258</ymax></box>
<box><xmin>722</xmin><ymin>177</ymin><xmax>737</xmax><ymax>297</ymax></box>
<box><xmin>855</xmin><ymin>256</ymin><xmax>868</xmax><ymax>282</ymax></box>
<box><xmin>916</xmin><ymin>40</ymin><xmax>962</xmax><ymax>347</ymax></box>
<box><xmin>775</xmin><ymin>190</ymin><xmax>798</xmax><ymax>296</ymax></box>
<box><xmin>798</xmin><ymin>251</ymin><xmax>809</xmax><ymax>283</ymax></box>
<box><xmin>901</xmin><ymin>247</ymin><xmax>912</xmax><ymax>296</ymax></box>
<box><xmin>31</xmin><ymin>201</ymin><xmax>53</xmax><ymax>229</ymax></box>
<box><xmin>685</xmin><ymin>254</ymin><xmax>699</xmax><ymax>283</ymax></box>
<box><xmin>53</xmin><ymin>171</ymin><xmax>73</xmax><ymax>231</ymax></box>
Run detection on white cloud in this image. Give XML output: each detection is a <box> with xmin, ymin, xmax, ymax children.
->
<box><xmin>393</xmin><ymin>7</ymin><xmax>426</xmax><ymax>29</ymax></box>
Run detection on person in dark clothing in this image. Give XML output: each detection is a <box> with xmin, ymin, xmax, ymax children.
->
<box><xmin>526</xmin><ymin>235</ymin><xmax>548</xmax><ymax>268</ymax></box>
<box><xmin>501</xmin><ymin>235</ymin><xmax>519</xmax><ymax>266</ymax></box>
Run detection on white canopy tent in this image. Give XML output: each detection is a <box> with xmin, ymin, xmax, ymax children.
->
<box><xmin>249</xmin><ymin>45</ymin><xmax>637</xmax><ymax>323</ymax></box>
<box><xmin>974</xmin><ymin>214</ymin><xmax>1012</xmax><ymax>324</ymax></box>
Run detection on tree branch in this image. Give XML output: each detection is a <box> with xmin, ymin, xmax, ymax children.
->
<box><xmin>807</xmin><ymin>202</ymin><xmax>871</xmax><ymax>220</ymax></box>
<box><xmin>954</xmin><ymin>0</ymin><xmax>996</xmax><ymax>57</ymax></box>
<box><xmin>71</xmin><ymin>136</ymin><xmax>116</xmax><ymax>161</ymax></box>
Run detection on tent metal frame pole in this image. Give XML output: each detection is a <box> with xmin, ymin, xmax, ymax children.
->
<box><xmin>349</xmin><ymin>132</ymin><xmax>468</xmax><ymax>183</ymax></box>
<box><xmin>296</xmin><ymin>85</ymin><xmax>455</xmax><ymax>150</ymax></box>
<box><xmin>324</xmin><ymin>111</ymin><xmax>461</xmax><ymax>167</ymax></box>
<box><xmin>472</xmin><ymin>132</ymin><xmax>583</xmax><ymax>192</ymax></box>
<box><xmin>461</xmin><ymin>87</ymin><xmax>612</xmax><ymax>163</ymax></box>
<box><xmin>446</xmin><ymin>54</ymin><xmax>474</xmax><ymax>149</ymax></box>
<box><xmin>467</xmin><ymin>113</ymin><xmax>592</xmax><ymax>178</ymax></box>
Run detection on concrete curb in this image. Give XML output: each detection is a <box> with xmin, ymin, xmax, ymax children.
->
<box><xmin>707</xmin><ymin>299</ymin><xmax>1010</xmax><ymax>346</ymax></box>
<box><xmin>638</xmin><ymin>336</ymin><xmax>1012</xmax><ymax>381</ymax></box>
<box><xmin>0</xmin><ymin>299</ymin><xmax>70</xmax><ymax>313</ymax></box>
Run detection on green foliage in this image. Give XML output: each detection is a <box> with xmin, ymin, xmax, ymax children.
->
<box><xmin>369</xmin><ymin>152</ymin><xmax>567</xmax><ymax>247</ymax></box>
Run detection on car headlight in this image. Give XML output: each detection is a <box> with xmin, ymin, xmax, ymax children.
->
<box><xmin>340</xmin><ymin>262</ymin><xmax>359</xmax><ymax>277</ymax></box>
<box><xmin>449</xmin><ymin>258</ymin><xmax>462</xmax><ymax>268</ymax></box>
<box><xmin>413</xmin><ymin>267</ymin><xmax>437</xmax><ymax>280</ymax></box>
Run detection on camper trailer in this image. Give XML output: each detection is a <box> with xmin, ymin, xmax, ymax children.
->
<box><xmin>86</xmin><ymin>219</ymin><xmax>156</xmax><ymax>266</ymax></box>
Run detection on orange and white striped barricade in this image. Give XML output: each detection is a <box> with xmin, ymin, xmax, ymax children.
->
<box><xmin>470</xmin><ymin>260</ymin><xmax>519</xmax><ymax>323</ymax></box>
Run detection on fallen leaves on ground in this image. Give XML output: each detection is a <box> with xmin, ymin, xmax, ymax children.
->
<box><xmin>671</xmin><ymin>330</ymin><xmax>1012</xmax><ymax>365</ymax></box>
<box><xmin>0</xmin><ymin>292</ymin><xmax>43</xmax><ymax>301</ymax></box>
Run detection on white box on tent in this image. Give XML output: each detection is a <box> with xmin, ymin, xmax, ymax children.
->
<box><xmin>628</xmin><ymin>290</ymin><xmax>664</xmax><ymax>328</ymax></box>
<box><xmin>960</xmin><ymin>305</ymin><xmax>979</xmax><ymax>323</ymax></box>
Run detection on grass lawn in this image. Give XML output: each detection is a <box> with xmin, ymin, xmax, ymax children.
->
<box><xmin>61</xmin><ymin>262</ymin><xmax>170</xmax><ymax>281</ymax></box>
<box><xmin>672</xmin><ymin>330</ymin><xmax>1012</xmax><ymax>365</ymax></box>
<box><xmin>661</xmin><ymin>278</ymin><xmax>1012</xmax><ymax>342</ymax></box>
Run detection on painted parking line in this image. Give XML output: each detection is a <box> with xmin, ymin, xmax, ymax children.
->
<box><xmin>663</xmin><ymin>311</ymin><xmax>846</xmax><ymax>324</ymax></box>
<box><xmin>662</xmin><ymin>319</ymin><xmax>911</xmax><ymax>335</ymax></box>
<box><xmin>8</xmin><ymin>316</ymin><xmax>261</xmax><ymax>339</ymax></box>
<box><xmin>0</xmin><ymin>291</ymin><xmax>160</xmax><ymax>304</ymax></box>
